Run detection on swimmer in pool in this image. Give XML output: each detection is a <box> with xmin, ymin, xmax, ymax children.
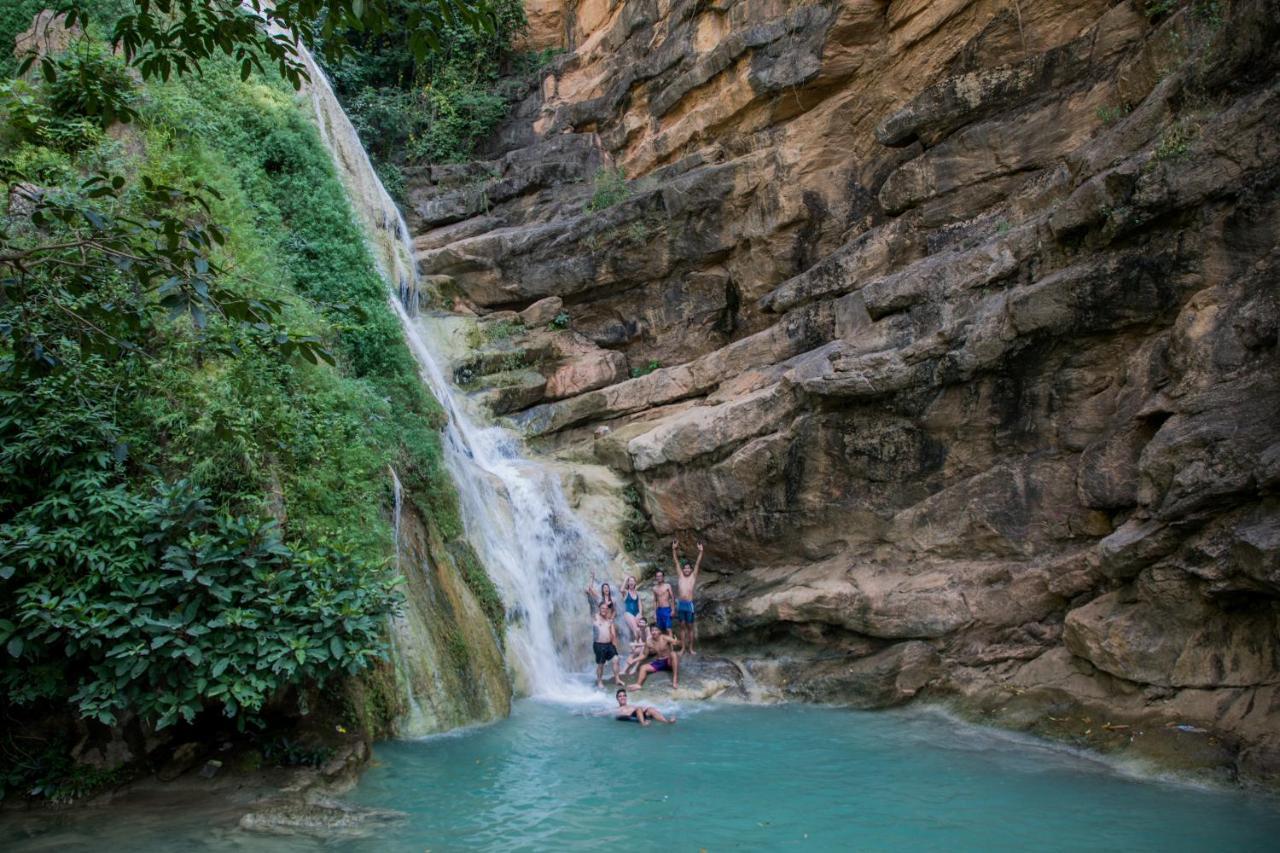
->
<box><xmin>611</xmin><ymin>688</ymin><xmax>675</xmax><ymax>726</ymax></box>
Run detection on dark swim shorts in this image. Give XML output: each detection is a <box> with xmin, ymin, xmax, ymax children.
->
<box><xmin>650</xmin><ymin>658</ymin><xmax>669</xmax><ymax>672</ymax></box>
<box><xmin>593</xmin><ymin>641</ymin><xmax>618</xmax><ymax>664</ymax></box>
<box><xmin>676</xmin><ymin>600</ymin><xmax>695</xmax><ymax>624</ymax></box>
<box><xmin>655</xmin><ymin>606</ymin><xmax>672</xmax><ymax>631</ymax></box>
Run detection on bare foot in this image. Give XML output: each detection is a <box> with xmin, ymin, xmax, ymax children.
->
<box><xmin>671</xmin><ymin>681</ymin><xmax>679</xmax><ymax>689</ymax></box>
<box><xmin>595</xmin><ymin>681</ymin><xmax>604</xmax><ymax>689</ymax></box>
<box><xmin>668</xmin><ymin>716</ymin><xmax>677</xmax><ymax>724</ymax></box>
<box><xmin>627</xmin><ymin>683</ymin><xmax>641</xmax><ymax>691</ymax></box>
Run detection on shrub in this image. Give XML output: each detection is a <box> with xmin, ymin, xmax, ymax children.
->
<box><xmin>587</xmin><ymin>167</ymin><xmax>631</xmax><ymax>212</ymax></box>
<box><xmin>630</xmin><ymin>359</ymin><xmax>661</xmax><ymax>378</ymax></box>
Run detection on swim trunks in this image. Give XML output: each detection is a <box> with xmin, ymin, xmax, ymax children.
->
<box><xmin>593</xmin><ymin>641</ymin><xmax>617</xmax><ymax>664</ymax></box>
<box><xmin>655</xmin><ymin>606</ymin><xmax>672</xmax><ymax>631</ymax></box>
<box><xmin>616</xmin><ymin>714</ymin><xmax>640</xmax><ymax>723</ymax></box>
<box><xmin>676</xmin><ymin>599</ymin><xmax>695</xmax><ymax>624</ymax></box>
<box><xmin>650</xmin><ymin>658</ymin><xmax>669</xmax><ymax>672</ymax></box>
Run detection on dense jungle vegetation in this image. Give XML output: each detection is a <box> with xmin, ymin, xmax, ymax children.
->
<box><xmin>0</xmin><ymin>0</ymin><xmax>507</xmax><ymax>800</ymax></box>
<box><xmin>320</xmin><ymin>0</ymin><xmax>543</xmax><ymax>200</ymax></box>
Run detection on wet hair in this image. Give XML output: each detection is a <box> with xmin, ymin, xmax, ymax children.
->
<box><xmin>616</xmin><ymin>688</ymin><xmax>627</xmax><ymax>698</ymax></box>
<box><xmin>600</xmin><ymin>582</ymin><xmax>612</xmax><ymax>599</ymax></box>
<box><xmin>682</xmin><ymin>561</ymin><xmax>692</xmax><ymax>569</ymax></box>
<box><xmin>624</xmin><ymin>575</ymin><xmax>636</xmax><ymax>590</ymax></box>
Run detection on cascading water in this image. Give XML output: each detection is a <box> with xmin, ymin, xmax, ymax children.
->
<box><xmin>297</xmin><ymin>47</ymin><xmax>610</xmax><ymax>704</ymax></box>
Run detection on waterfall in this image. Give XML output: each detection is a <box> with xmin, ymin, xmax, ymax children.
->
<box><xmin>297</xmin><ymin>47</ymin><xmax>607</xmax><ymax>704</ymax></box>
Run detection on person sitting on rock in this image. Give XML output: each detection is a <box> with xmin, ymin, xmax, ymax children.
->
<box><xmin>592</xmin><ymin>602</ymin><xmax>623</xmax><ymax>689</ymax></box>
<box><xmin>651</xmin><ymin>568</ymin><xmax>674</xmax><ymax>634</ymax></box>
<box><xmin>628</xmin><ymin>628</ymin><xmax>682</xmax><ymax>691</ymax></box>
<box><xmin>610</xmin><ymin>688</ymin><xmax>675</xmax><ymax>726</ymax></box>
<box><xmin>622</xmin><ymin>615</ymin><xmax>652</xmax><ymax>677</ymax></box>
<box><xmin>673</xmin><ymin>540</ymin><xmax>704</xmax><ymax>655</ymax></box>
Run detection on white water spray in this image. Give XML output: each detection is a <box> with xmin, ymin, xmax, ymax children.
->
<box><xmin>298</xmin><ymin>48</ymin><xmax>609</xmax><ymax>705</ymax></box>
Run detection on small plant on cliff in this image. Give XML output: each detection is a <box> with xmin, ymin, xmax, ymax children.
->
<box><xmin>1095</xmin><ymin>103</ymin><xmax>1131</xmax><ymax>126</ymax></box>
<box><xmin>586</xmin><ymin>167</ymin><xmax>631</xmax><ymax>212</ymax></box>
<box><xmin>630</xmin><ymin>359</ymin><xmax>662</xmax><ymax>379</ymax></box>
<box><xmin>1152</xmin><ymin>119</ymin><xmax>1199</xmax><ymax>162</ymax></box>
<box><xmin>549</xmin><ymin>311</ymin><xmax>571</xmax><ymax>330</ymax></box>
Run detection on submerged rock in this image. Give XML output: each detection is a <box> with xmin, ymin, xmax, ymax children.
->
<box><xmin>238</xmin><ymin>798</ymin><xmax>406</xmax><ymax>838</ymax></box>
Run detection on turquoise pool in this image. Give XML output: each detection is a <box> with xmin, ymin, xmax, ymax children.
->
<box><xmin>5</xmin><ymin>700</ymin><xmax>1279</xmax><ymax>851</ymax></box>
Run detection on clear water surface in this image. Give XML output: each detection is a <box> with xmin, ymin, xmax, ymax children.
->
<box><xmin>6</xmin><ymin>700</ymin><xmax>1279</xmax><ymax>852</ymax></box>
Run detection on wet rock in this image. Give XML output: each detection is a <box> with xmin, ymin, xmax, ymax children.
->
<box><xmin>239</xmin><ymin>798</ymin><xmax>406</xmax><ymax>838</ymax></box>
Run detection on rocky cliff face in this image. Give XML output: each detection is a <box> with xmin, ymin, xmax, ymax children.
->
<box><xmin>405</xmin><ymin>0</ymin><xmax>1279</xmax><ymax>783</ymax></box>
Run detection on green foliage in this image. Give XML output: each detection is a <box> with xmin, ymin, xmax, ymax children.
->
<box><xmin>28</xmin><ymin>0</ymin><xmax>501</xmax><ymax>90</ymax></box>
<box><xmin>586</xmin><ymin>167</ymin><xmax>631</xmax><ymax>213</ymax></box>
<box><xmin>324</xmin><ymin>0</ymin><xmax>529</xmax><ymax>198</ymax></box>
<box><xmin>548</xmin><ymin>310</ymin><xmax>570</xmax><ymax>330</ymax></box>
<box><xmin>1</xmin><ymin>734</ymin><xmax>132</xmax><ymax>802</ymax></box>
<box><xmin>259</xmin><ymin>735</ymin><xmax>335</xmax><ymax>768</ymax></box>
<box><xmin>620</xmin><ymin>485</ymin><xmax>650</xmax><ymax>556</ymax></box>
<box><xmin>1095</xmin><ymin>104</ymin><xmax>1130</xmax><ymax>126</ymax></box>
<box><xmin>630</xmin><ymin>359</ymin><xmax>661</xmax><ymax>379</ymax></box>
<box><xmin>44</xmin><ymin>39</ymin><xmax>140</xmax><ymax>127</ymax></box>
<box><xmin>0</xmin><ymin>20</ymin><xmax>460</xmax><ymax>757</ymax></box>
<box><xmin>1143</xmin><ymin>0</ymin><xmax>1181</xmax><ymax>18</ymax></box>
<box><xmin>1152</xmin><ymin>119</ymin><xmax>1198</xmax><ymax>161</ymax></box>
<box><xmin>0</xmin><ymin>480</ymin><xmax>399</xmax><ymax>729</ymax></box>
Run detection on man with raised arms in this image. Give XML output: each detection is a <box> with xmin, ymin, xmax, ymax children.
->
<box><xmin>610</xmin><ymin>688</ymin><xmax>675</xmax><ymax>726</ymax></box>
<box><xmin>673</xmin><ymin>540</ymin><xmax>704</xmax><ymax>655</ymax></box>
<box><xmin>591</xmin><ymin>602</ymin><xmax>623</xmax><ymax>689</ymax></box>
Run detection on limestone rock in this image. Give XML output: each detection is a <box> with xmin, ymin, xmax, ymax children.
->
<box><xmin>518</xmin><ymin>295</ymin><xmax>563</xmax><ymax>328</ymax></box>
<box><xmin>399</xmin><ymin>0</ymin><xmax>1280</xmax><ymax>784</ymax></box>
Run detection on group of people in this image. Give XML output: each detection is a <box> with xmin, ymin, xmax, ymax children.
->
<box><xmin>586</xmin><ymin>540</ymin><xmax>704</xmax><ymax>697</ymax></box>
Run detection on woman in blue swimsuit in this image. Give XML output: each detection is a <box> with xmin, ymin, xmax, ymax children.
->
<box><xmin>620</xmin><ymin>575</ymin><xmax>643</xmax><ymax>639</ymax></box>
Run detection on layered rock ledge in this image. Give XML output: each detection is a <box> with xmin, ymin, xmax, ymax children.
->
<box><xmin>407</xmin><ymin>0</ymin><xmax>1280</xmax><ymax>785</ymax></box>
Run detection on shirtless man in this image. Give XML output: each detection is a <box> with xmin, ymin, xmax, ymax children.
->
<box><xmin>591</xmin><ymin>602</ymin><xmax>622</xmax><ymax>689</ymax></box>
<box><xmin>622</xmin><ymin>616</ymin><xmax>651</xmax><ymax>677</ymax></box>
<box><xmin>651</xmin><ymin>569</ymin><xmax>675</xmax><ymax>635</ymax></box>
<box><xmin>610</xmin><ymin>688</ymin><xmax>675</xmax><ymax>726</ymax></box>
<box><xmin>628</xmin><ymin>629</ymin><xmax>682</xmax><ymax>690</ymax></box>
<box><xmin>673</xmin><ymin>540</ymin><xmax>704</xmax><ymax>655</ymax></box>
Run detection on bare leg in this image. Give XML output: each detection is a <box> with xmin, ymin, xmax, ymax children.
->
<box><xmin>645</xmin><ymin>707</ymin><xmax>676</xmax><ymax>724</ymax></box>
<box><xmin>611</xmin><ymin>657</ymin><xmax>623</xmax><ymax>686</ymax></box>
<box><xmin>595</xmin><ymin>662</ymin><xmax>604</xmax><ymax>689</ymax></box>
<box><xmin>623</xmin><ymin>612</ymin><xmax>639</xmax><ymax>638</ymax></box>
<box><xmin>670</xmin><ymin>652</ymin><xmax>680</xmax><ymax>689</ymax></box>
<box><xmin>637</xmin><ymin>707</ymin><xmax>651</xmax><ymax>727</ymax></box>
<box><xmin>691</xmin><ymin>620</ymin><xmax>699</xmax><ymax>655</ymax></box>
<box><xmin>629</xmin><ymin>664</ymin><xmax>656</xmax><ymax>690</ymax></box>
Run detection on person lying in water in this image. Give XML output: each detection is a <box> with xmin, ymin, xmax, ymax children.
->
<box><xmin>592</xmin><ymin>602</ymin><xmax>623</xmax><ymax>689</ymax></box>
<box><xmin>611</xmin><ymin>688</ymin><xmax>675</xmax><ymax>725</ymax></box>
<box><xmin>673</xmin><ymin>540</ymin><xmax>704</xmax><ymax>655</ymax></box>
<box><xmin>622</xmin><ymin>615</ymin><xmax>651</xmax><ymax>678</ymax></box>
<box><xmin>629</xmin><ymin>628</ymin><xmax>682</xmax><ymax>690</ymax></box>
